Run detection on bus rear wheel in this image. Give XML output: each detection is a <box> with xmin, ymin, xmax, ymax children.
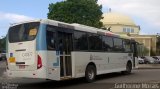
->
<box><xmin>122</xmin><ymin>62</ymin><xmax>132</xmax><ymax>74</ymax></box>
<box><xmin>85</xmin><ymin>65</ymin><xmax>96</xmax><ymax>83</ymax></box>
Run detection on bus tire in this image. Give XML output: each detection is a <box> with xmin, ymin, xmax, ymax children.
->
<box><xmin>122</xmin><ymin>61</ymin><xmax>132</xmax><ymax>74</ymax></box>
<box><xmin>85</xmin><ymin>65</ymin><xmax>96</xmax><ymax>83</ymax></box>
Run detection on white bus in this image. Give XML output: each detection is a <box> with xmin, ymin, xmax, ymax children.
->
<box><xmin>6</xmin><ymin>19</ymin><xmax>136</xmax><ymax>82</ymax></box>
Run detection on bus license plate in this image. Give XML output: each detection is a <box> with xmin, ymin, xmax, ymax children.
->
<box><xmin>19</xmin><ymin>65</ymin><xmax>25</xmax><ymax>69</ymax></box>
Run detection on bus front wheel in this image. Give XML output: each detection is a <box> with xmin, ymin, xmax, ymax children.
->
<box><xmin>85</xmin><ymin>65</ymin><xmax>96</xmax><ymax>83</ymax></box>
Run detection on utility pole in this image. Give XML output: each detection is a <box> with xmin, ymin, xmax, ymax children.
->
<box><xmin>156</xmin><ymin>33</ymin><xmax>160</xmax><ymax>55</ymax></box>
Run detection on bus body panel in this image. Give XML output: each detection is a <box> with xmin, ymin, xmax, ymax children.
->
<box><xmin>47</xmin><ymin>51</ymin><xmax>60</xmax><ymax>80</ymax></box>
<box><xmin>7</xmin><ymin>51</ymin><xmax>47</xmax><ymax>79</ymax></box>
<box><xmin>36</xmin><ymin>24</ymin><xmax>47</xmax><ymax>51</ymax></box>
<box><xmin>8</xmin><ymin>40</ymin><xmax>37</xmax><ymax>71</ymax></box>
<box><xmin>72</xmin><ymin>52</ymin><xmax>132</xmax><ymax>78</ymax></box>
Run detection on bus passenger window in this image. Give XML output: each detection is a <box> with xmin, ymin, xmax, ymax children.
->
<box><xmin>46</xmin><ymin>30</ymin><xmax>55</xmax><ymax>50</ymax></box>
<box><xmin>74</xmin><ymin>31</ymin><xmax>88</xmax><ymax>50</ymax></box>
<box><xmin>123</xmin><ymin>39</ymin><xmax>131</xmax><ymax>52</ymax></box>
<box><xmin>113</xmin><ymin>38</ymin><xmax>123</xmax><ymax>52</ymax></box>
<box><xmin>88</xmin><ymin>34</ymin><xmax>102</xmax><ymax>51</ymax></box>
<box><xmin>102</xmin><ymin>36</ymin><xmax>113</xmax><ymax>51</ymax></box>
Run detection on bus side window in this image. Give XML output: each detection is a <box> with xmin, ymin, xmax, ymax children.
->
<box><xmin>123</xmin><ymin>39</ymin><xmax>131</xmax><ymax>52</ymax></box>
<box><xmin>74</xmin><ymin>31</ymin><xmax>88</xmax><ymax>50</ymax></box>
<box><xmin>102</xmin><ymin>36</ymin><xmax>113</xmax><ymax>51</ymax></box>
<box><xmin>88</xmin><ymin>33</ymin><xmax>102</xmax><ymax>51</ymax></box>
<box><xmin>46</xmin><ymin>30</ymin><xmax>55</xmax><ymax>50</ymax></box>
<box><xmin>113</xmin><ymin>38</ymin><xmax>123</xmax><ymax>52</ymax></box>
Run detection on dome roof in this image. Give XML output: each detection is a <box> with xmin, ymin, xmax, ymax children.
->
<box><xmin>102</xmin><ymin>13</ymin><xmax>136</xmax><ymax>26</ymax></box>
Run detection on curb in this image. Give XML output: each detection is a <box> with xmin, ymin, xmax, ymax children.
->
<box><xmin>137</xmin><ymin>67</ymin><xmax>160</xmax><ymax>69</ymax></box>
<box><xmin>136</xmin><ymin>64</ymin><xmax>160</xmax><ymax>69</ymax></box>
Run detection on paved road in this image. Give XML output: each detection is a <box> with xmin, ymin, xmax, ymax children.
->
<box><xmin>0</xmin><ymin>60</ymin><xmax>6</xmax><ymax>78</ymax></box>
<box><xmin>1</xmin><ymin>61</ymin><xmax>160</xmax><ymax>89</ymax></box>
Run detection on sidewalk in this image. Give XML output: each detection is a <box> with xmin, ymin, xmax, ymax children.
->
<box><xmin>137</xmin><ymin>64</ymin><xmax>160</xmax><ymax>69</ymax></box>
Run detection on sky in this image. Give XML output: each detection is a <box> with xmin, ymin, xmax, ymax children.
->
<box><xmin>0</xmin><ymin>0</ymin><xmax>160</xmax><ymax>37</ymax></box>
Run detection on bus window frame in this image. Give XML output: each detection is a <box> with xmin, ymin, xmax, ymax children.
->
<box><xmin>46</xmin><ymin>25</ymin><xmax>57</xmax><ymax>50</ymax></box>
<box><xmin>8</xmin><ymin>22</ymin><xmax>40</xmax><ymax>43</ymax></box>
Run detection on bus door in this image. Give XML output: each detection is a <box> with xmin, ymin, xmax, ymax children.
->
<box><xmin>131</xmin><ymin>41</ymin><xmax>138</xmax><ymax>67</ymax></box>
<box><xmin>57</xmin><ymin>31</ymin><xmax>73</xmax><ymax>78</ymax></box>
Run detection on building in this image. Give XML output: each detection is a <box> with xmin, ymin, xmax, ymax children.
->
<box><xmin>130</xmin><ymin>35</ymin><xmax>157</xmax><ymax>56</ymax></box>
<box><xmin>101</xmin><ymin>13</ymin><xmax>140</xmax><ymax>35</ymax></box>
<box><xmin>101</xmin><ymin>12</ymin><xmax>159</xmax><ymax>56</ymax></box>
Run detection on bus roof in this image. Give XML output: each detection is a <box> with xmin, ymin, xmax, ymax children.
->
<box><xmin>10</xmin><ymin>19</ymin><xmax>41</xmax><ymax>27</ymax></box>
<box><xmin>43</xmin><ymin>19</ymin><xmax>131</xmax><ymax>39</ymax></box>
<box><xmin>10</xmin><ymin>19</ymin><xmax>131</xmax><ymax>39</ymax></box>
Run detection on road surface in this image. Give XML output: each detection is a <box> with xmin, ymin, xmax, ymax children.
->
<box><xmin>0</xmin><ymin>60</ymin><xmax>160</xmax><ymax>89</ymax></box>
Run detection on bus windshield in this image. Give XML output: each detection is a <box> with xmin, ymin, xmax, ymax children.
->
<box><xmin>9</xmin><ymin>22</ymin><xmax>39</xmax><ymax>43</ymax></box>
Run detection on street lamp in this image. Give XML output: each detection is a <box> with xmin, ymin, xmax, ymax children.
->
<box><xmin>156</xmin><ymin>33</ymin><xmax>160</xmax><ymax>55</ymax></box>
<box><xmin>156</xmin><ymin>33</ymin><xmax>160</xmax><ymax>42</ymax></box>
<box><xmin>157</xmin><ymin>33</ymin><xmax>160</xmax><ymax>37</ymax></box>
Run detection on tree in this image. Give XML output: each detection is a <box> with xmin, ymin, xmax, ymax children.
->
<box><xmin>47</xmin><ymin>0</ymin><xmax>103</xmax><ymax>28</ymax></box>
